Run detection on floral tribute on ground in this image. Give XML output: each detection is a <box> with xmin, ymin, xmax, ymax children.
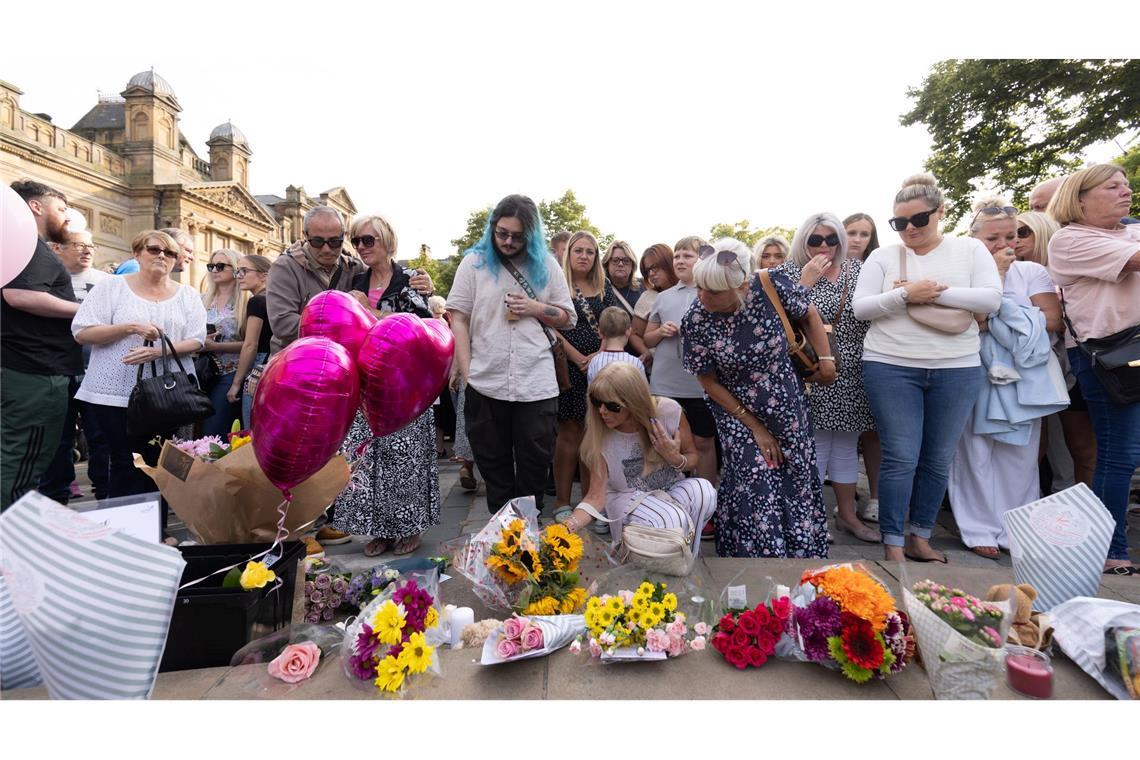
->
<box><xmin>574</xmin><ymin>580</ymin><xmax>704</xmax><ymax>660</ymax></box>
<box><xmin>710</xmin><ymin>595</ymin><xmax>791</xmax><ymax>669</ymax></box>
<box><xmin>485</xmin><ymin>519</ymin><xmax>587</xmax><ymax>615</ymax></box>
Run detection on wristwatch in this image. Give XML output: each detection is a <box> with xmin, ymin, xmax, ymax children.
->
<box><xmin>900</xmin><ymin>287</ymin><xmax>910</xmax><ymax>303</ymax></box>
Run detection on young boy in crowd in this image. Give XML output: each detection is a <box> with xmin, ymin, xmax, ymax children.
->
<box><xmin>587</xmin><ymin>307</ymin><xmax>646</xmax><ymax>385</ymax></box>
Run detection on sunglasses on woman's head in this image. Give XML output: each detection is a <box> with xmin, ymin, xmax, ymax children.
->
<box><xmin>205</xmin><ymin>263</ymin><xmax>232</xmax><ymax>272</ymax></box>
<box><xmin>806</xmin><ymin>233</ymin><xmax>840</xmax><ymax>248</ymax></box>
<box><xmin>589</xmin><ymin>394</ymin><xmax>623</xmax><ymax>413</ymax></box>
<box><xmin>887</xmin><ymin>207</ymin><xmax>940</xmax><ymax>232</ymax></box>
<box><xmin>698</xmin><ymin>245</ymin><xmax>746</xmax><ymax>277</ymax></box>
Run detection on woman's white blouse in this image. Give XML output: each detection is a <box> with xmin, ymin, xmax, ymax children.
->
<box><xmin>72</xmin><ymin>276</ymin><xmax>207</xmax><ymax>407</ymax></box>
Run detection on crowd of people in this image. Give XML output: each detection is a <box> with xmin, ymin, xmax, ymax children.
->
<box><xmin>2</xmin><ymin>165</ymin><xmax>1137</xmax><ymax>574</ymax></box>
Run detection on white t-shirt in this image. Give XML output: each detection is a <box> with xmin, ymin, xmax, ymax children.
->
<box><xmin>72</xmin><ymin>276</ymin><xmax>207</xmax><ymax>407</ymax></box>
<box><xmin>70</xmin><ymin>267</ymin><xmax>111</xmax><ymax>303</ymax></box>
<box><xmin>1003</xmin><ymin>261</ymin><xmax>1055</xmax><ymax>307</ymax></box>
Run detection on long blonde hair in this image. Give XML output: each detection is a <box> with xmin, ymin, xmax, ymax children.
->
<box><xmin>581</xmin><ymin>363</ymin><xmax>664</xmax><ymax>476</ymax></box>
<box><xmin>1014</xmin><ymin>211</ymin><xmax>1059</xmax><ymax>266</ymax></box>
<box><xmin>201</xmin><ymin>248</ymin><xmax>250</xmax><ymax>339</ymax></box>
<box><xmin>563</xmin><ymin>231</ymin><xmax>605</xmax><ymax>292</ymax></box>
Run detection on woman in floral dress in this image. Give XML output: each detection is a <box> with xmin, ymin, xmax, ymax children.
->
<box><xmin>682</xmin><ymin>238</ymin><xmax>835</xmax><ymax>558</ymax></box>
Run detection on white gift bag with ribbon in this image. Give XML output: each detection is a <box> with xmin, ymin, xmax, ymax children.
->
<box><xmin>1001</xmin><ymin>483</ymin><xmax>1115</xmax><ymax>612</ymax></box>
<box><xmin>0</xmin><ymin>492</ymin><xmax>186</xmax><ymax>699</ymax></box>
<box><xmin>480</xmin><ymin>615</ymin><xmax>585</xmax><ymax>665</ymax></box>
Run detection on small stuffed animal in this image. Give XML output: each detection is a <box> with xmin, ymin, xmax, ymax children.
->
<box><xmin>459</xmin><ymin>618</ymin><xmax>502</xmax><ymax>650</ymax></box>
<box><xmin>985</xmin><ymin>583</ymin><xmax>1053</xmax><ymax>650</ymax></box>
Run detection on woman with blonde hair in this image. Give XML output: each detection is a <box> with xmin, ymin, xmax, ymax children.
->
<box><xmin>854</xmin><ymin>174</ymin><xmax>1002</xmax><ymax>563</ymax></box>
<box><xmin>225</xmin><ymin>254</ymin><xmax>273</xmax><ymax>428</ymax></box>
<box><xmin>551</xmin><ymin>231</ymin><xmax>622</xmax><ymax>521</ymax></box>
<box><xmin>753</xmin><ymin>234</ymin><xmax>791</xmax><ymax>271</ymax></box>
<box><xmin>200</xmin><ymin>247</ymin><xmax>249</xmax><ymax>436</ymax></box>
<box><xmin>333</xmin><ymin>213</ymin><xmax>439</xmax><ymax>557</ymax></box>
<box><xmin>1046</xmin><ymin>163</ymin><xmax>1140</xmax><ymax>575</ymax></box>
<box><xmin>1014</xmin><ymin>211</ymin><xmax>1060</xmax><ymax>266</ymax></box>
<box><xmin>948</xmin><ymin>196</ymin><xmax>1066</xmax><ymax>558</ymax></box>
<box><xmin>682</xmin><ymin>238</ymin><xmax>835</xmax><ymax>558</ymax></box>
<box><xmin>783</xmin><ymin>213</ymin><xmax>878</xmax><ymax>543</ymax></box>
<box><xmin>601</xmin><ymin>240</ymin><xmax>642</xmax><ymax>308</ymax></box>
<box><xmin>558</xmin><ymin>363</ymin><xmax>716</xmax><ymax>557</ymax></box>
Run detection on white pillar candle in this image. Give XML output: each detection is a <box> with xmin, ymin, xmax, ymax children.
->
<box><xmin>449</xmin><ymin>607</ymin><xmax>474</xmax><ymax>647</ymax></box>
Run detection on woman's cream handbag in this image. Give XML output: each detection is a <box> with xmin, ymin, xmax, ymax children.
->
<box><xmin>576</xmin><ymin>493</ymin><xmax>697</xmax><ymax>576</ymax></box>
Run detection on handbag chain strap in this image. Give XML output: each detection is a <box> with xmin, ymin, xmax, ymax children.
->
<box><xmin>498</xmin><ymin>254</ymin><xmax>561</xmax><ymax>349</ymax></box>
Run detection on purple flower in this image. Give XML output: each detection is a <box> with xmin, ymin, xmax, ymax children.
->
<box><xmin>348</xmin><ymin>653</ymin><xmax>376</xmax><ymax>681</ymax></box>
<box><xmin>315</xmin><ymin>574</ymin><xmax>332</xmax><ymax>590</ymax></box>
<box><xmin>309</xmin><ymin>590</ymin><xmax>324</xmax><ymax>604</ymax></box>
<box><xmin>794</xmin><ymin>596</ymin><xmax>842</xmax><ymax>662</ymax></box>
<box><xmin>355</xmin><ymin>624</ymin><xmax>381</xmax><ymax>661</ymax></box>
<box><xmin>332</xmin><ymin>577</ymin><xmax>348</xmax><ymax>594</ymax></box>
<box><xmin>322</xmin><ymin>606</ymin><xmax>335</xmax><ymax>621</ymax></box>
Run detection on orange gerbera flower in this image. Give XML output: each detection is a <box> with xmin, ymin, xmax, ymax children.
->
<box><xmin>808</xmin><ymin>567</ymin><xmax>896</xmax><ymax>633</ymax></box>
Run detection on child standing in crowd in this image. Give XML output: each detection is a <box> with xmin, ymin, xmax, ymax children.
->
<box><xmin>587</xmin><ymin>307</ymin><xmax>646</xmax><ymax>385</ymax></box>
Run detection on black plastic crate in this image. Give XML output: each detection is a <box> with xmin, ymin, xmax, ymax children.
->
<box><xmin>160</xmin><ymin>541</ymin><xmax>305</xmax><ymax>672</ymax></box>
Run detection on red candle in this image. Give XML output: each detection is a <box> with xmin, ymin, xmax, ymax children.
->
<box><xmin>1006</xmin><ymin>647</ymin><xmax>1053</xmax><ymax>699</ymax></box>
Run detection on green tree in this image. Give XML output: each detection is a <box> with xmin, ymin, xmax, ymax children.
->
<box><xmin>433</xmin><ymin>254</ymin><xmax>462</xmax><ymax>298</ymax></box>
<box><xmin>405</xmin><ymin>244</ymin><xmax>442</xmax><ymax>285</ymax></box>
<box><xmin>540</xmin><ymin>190</ymin><xmax>612</xmax><ymax>248</ymax></box>
<box><xmin>450</xmin><ymin>206</ymin><xmax>490</xmax><ymax>256</ymax></box>
<box><xmin>1115</xmin><ymin>143</ymin><xmax>1140</xmax><ymax>218</ymax></box>
<box><xmin>901</xmin><ymin>59</ymin><xmax>1140</xmax><ymax>225</ymax></box>
<box><xmin>708</xmin><ymin>220</ymin><xmax>797</xmax><ymax>248</ymax></box>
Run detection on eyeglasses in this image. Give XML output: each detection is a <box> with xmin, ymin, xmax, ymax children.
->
<box><xmin>66</xmin><ymin>242</ymin><xmax>98</xmax><ymax>252</ymax></box>
<box><xmin>307</xmin><ymin>236</ymin><xmax>344</xmax><ymax>250</ymax></box>
<box><xmin>205</xmin><ymin>263</ymin><xmax>232</xmax><ymax>273</ymax></box>
<box><xmin>234</xmin><ymin>267</ymin><xmax>260</xmax><ymax>278</ymax></box>
<box><xmin>143</xmin><ymin>245</ymin><xmax>178</xmax><ymax>259</ymax></box>
<box><xmin>1016</xmin><ymin>226</ymin><xmax>1033</xmax><ymax>239</ymax></box>
<box><xmin>350</xmin><ymin>235</ymin><xmax>378</xmax><ymax>249</ymax></box>
<box><xmin>494</xmin><ymin>228</ymin><xmax>526</xmax><ymax>244</ymax></box>
<box><xmin>887</xmin><ymin>207</ymin><xmax>940</xmax><ymax>232</ymax></box>
<box><xmin>589</xmin><ymin>394</ymin><xmax>623</xmax><ymax>414</ymax></box>
<box><xmin>608</xmin><ymin>257</ymin><xmax>633</xmax><ymax>266</ymax></box>
<box><xmin>806</xmin><ymin>233</ymin><xmax>840</xmax><ymax>248</ymax></box>
<box><xmin>698</xmin><ymin>245</ymin><xmax>746</xmax><ymax>276</ymax></box>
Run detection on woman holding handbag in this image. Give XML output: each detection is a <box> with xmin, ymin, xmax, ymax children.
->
<box><xmin>199</xmin><ymin>248</ymin><xmax>248</xmax><ymax>436</ymax></box>
<box><xmin>1045</xmin><ymin>163</ymin><xmax>1140</xmax><ymax>575</ymax></box>
<box><xmin>551</xmin><ymin>231</ymin><xmax>622</xmax><ymax>521</ymax></box>
<box><xmin>681</xmin><ymin>238</ymin><xmax>835</xmax><ymax>558</ymax></box>
<box><xmin>780</xmin><ymin>212</ymin><xmax>879</xmax><ymax>543</ymax></box>
<box><xmin>73</xmin><ymin>230</ymin><xmax>207</xmax><ymax>497</ymax></box>
<box><xmin>559</xmin><ymin>363</ymin><xmax>716</xmax><ymax>561</ymax></box>
<box><xmin>853</xmin><ymin>173</ymin><xmax>1002</xmax><ymax>564</ymax></box>
<box><xmin>225</xmin><ymin>254</ymin><xmax>273</xmax><ymax>428</ymax></box>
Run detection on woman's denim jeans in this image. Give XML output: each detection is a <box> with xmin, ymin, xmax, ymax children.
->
<box><xmin>863</xmin><ymin>361</ymin><xmax>984</xmax><ymax>547</ymax></box>
<box><xmin>1069</xmin><ymin>347</ymin><xmax>1139</xmax><ymax>560</ymax></box>
<box><xmin>203</xmin><ymin>370</ymin><xmax>239</xmax><ymax>437</ymax></box>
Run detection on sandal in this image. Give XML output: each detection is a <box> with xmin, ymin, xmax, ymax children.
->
<box><xmin>459</xmin><ymin>463</ymin><xmax>477</xmax><ymax>491</ymax></box>
<box><xmin>970</xmin><ymin>546</ymin><xmax>1000</xmax><ymax>560</ymax></box>
<box><xmin>1103</xmin><ymin>565</ymin><xmax>1138</xmax><ymax>576</ymax></box>
<box><xmin>836</xmin><ymin>519</ymin><xmax>881</xmax><ymax>544</ymax></box>
<box><xmin>552</xmin><ymin>506</ymin><xmax>573</xmax><ymax>524</ymax></box>
<box><xmin>393</xmin><ymin>535</ymin><xmax>422</xmax><ymax>556</ymax></box>
<box><xmin>364</xmin><ymin>538</ymin><xmax>391</xmax><ymax>557</ymax></box>
<box><xmin>904</xmin><ymin>552</ymin><xmax>948</xmax><ymax>564</ymax></box>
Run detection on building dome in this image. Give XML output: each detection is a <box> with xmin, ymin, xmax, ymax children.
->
<box><xmin>208</xmin><ymin>121</ymin><xmax>249</xmax><ymax>148</ymax></box>
<box><xmin>125</xmin><ymin>69</ymin><xmax>176</xmax><ymax>97</ymax></box>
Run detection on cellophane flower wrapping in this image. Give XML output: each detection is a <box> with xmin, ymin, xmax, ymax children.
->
<box><xmin>480</xmin><ymin>613</ymin><xmax>586</xmax><ymax>665</ymax></box>
<box><xmin>710</xmin><ymin>573</ymin><xmax>795</xmax><ymax>669</ymax></box>
<box><xmin>576</xmin><ymin>565</ymin><xmax>717</xmax><ymax>662</ymax></box>
<box><xmin>449</xmin><ymin>496</ymin><xmax>600</xmax><ymax>615</ymax></box>
<box><xmin>341</xmin><ymin>567</ymin><xmax>445</xmax><ymax>696</ymax></box>
<box><xmin>219</xmin><ymin>623</ymin><xmax>343</xmax><ymax>697</ymax></box>
<box><xmin>788</xmin><ymin>562</ymin><xmax>914</xmax><ymax>683</ymax></box>
<box><xmin>901</xmin><ymin>569</ymin><xmax>1013</xmax><ymax>699</ymax></box>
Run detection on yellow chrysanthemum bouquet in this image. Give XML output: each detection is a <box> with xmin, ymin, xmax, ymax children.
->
<box><xmin>576</xmin><ymin>579</ymin><xmax>703</xmax><ymax>661</ymax></box>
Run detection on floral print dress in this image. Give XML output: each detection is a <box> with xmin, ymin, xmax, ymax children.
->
<box><xmin>681</xmin><ymin>271</ymin><xmax>828</xmax><ymax>558</ymax></box>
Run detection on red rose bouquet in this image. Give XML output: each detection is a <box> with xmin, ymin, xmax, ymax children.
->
<box><xmin>710</xmin><ymin>596</ymin><xmax>792</xmax><ymax>669</ymax></box>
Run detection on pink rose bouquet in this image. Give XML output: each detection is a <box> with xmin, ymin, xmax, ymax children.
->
<box><xmin>496</xmin><ymin>614</ymin><xmax>545</xmax><ymax>661</ymax></box>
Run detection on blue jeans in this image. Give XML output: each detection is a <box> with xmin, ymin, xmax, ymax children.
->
<box><xmin>203</xmin><ymin>371</ymin><xmax>240</xmax><ymax>437</ymax></box>
<box><xmin>863</xmin><ymin>361</ymin><xmax>984</xmax><ymax>547</ymax></box>
<box><xmin>1069</xmin><ymin>348</ymin><xmax>1139</xmax><ymax>560</ymax></box>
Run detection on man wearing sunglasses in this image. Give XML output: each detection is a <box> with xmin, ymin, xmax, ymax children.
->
<box><xmin>266</xmin><ymin>206</ymin><xmax>365</xmax><ymax>354</ymax></box>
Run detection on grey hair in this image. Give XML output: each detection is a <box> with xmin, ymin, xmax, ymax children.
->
<box><xmin>789</xmin><ymin>212</ymin><xmax>847</xmax><ymax>268</ymax></box>
<box><xmin>160</xmin><ymin>227</ymin><xmax>192</xmax><ymax>247</ymax></box>
<box><xmin>302</xmin><ymin>206</ymin><xmax>344</xmax><ymax>235</ymax></box>
<box><xmin>894</xmin><ymin>172</ymin><xmax>945</xmax><ymax>209</ymax></box>
<box><xmin>692</xmin><ymin>237</ymin><xmax>753</xmax><ymax>293</ymax></box>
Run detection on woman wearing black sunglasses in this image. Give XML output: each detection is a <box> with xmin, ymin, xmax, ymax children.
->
<box><xmin>782</xmin><ymin>212</ymin><xmax>879</xmax><ymax>544</ymax></box>
<box><xmin>853</xmin><ymin>173</ymin><xmax>1002</xmax><ymax>564</ymax></box>
<box><xmin>199</xmin><ymin>248</ymin><xmax>248</xmax><ymax>437</ymax></box>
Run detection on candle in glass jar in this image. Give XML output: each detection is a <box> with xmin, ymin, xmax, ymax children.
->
<box><xmin>1006</xmin><ymin>649</ymin><xmax>1053</xmax><ymax>699</ymax></box>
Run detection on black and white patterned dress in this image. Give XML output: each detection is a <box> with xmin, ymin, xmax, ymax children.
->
<box><xmin>777</xmin><ymin>259</ymin><xmax>874</xmax><ymax>433</ymax></box>
<box><xmin>557</xmin><ymin>281</ymin><xmax>621</xmax><ymax>422</ymax></box>
<box><xmin>329</xmin><ymin>268</ymin><xmax>440</xmax><ymax>540</ymax></box>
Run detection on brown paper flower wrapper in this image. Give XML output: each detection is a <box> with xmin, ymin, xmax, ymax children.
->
<box><xmin>135</xmin><ymin>441</ymin><xmax>350</xmax><ymax>544</ymax></box>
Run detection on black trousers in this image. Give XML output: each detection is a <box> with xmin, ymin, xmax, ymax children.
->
<box><xmin>464</xmin><ymin>385</ymin><xmax>557</xmax><ymax>514</ymax></box>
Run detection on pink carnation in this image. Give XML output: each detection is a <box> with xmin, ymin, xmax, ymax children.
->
<box><xmin>618</xmin><ymin>589</ymin><xmax>634</xmax><ymax>606</ymax></box>
<box><xmin>645</xmin><ymin>628</ymin><xmax>669</xmax><ymax>653</ymax></box>
<box><xmin>694</xmin><ymin>621</ymin><xmax>710</xmax><ymax>636</ymax></box>
<box><xmin>690</xmin><ymin>636</ymin><xmax>706</xmax><ymax>651</ymax></box>
<box><xmin>666</xmin><ymin>634</ymin><xmax>686</xmax><ymax>657</ymax></box>
<box><xmin>666</xmin><ymin>619</ymin><xmax>687</xmax><ymax>638</ymax></box>
<box><xmin>589</xmin><ymin>639</ymin><xmax>602</xmax><ymax>657</ymax></box>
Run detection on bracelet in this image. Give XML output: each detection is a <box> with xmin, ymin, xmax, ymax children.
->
<box><xmin>729</xmin><ymin>404</ymin><xmax>748</xmax><ymax>419</ymax></box>
<box><xmin>817</xmin><ymin>356</ymin><xmax>836</xmax><ymax>362</ymax></box>
<box><xmin>672</xmin><ymin>454</ymin><xmax>688</xmax><ymax>471</ymax></box>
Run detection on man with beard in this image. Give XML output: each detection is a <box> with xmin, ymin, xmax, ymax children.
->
<box><xmin>446</xmin><ymin>194</ymin><xmax>575</xmax><ymax>514</ymax></box>
<box><xmin>2</xmin><ymin>180</ymin><xmax>83</xmax><ymax>510</ymax></box>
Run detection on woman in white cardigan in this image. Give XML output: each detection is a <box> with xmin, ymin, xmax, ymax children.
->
<box><xmin>853</xmin><ymin>174</ymin><xmax>1002</xmax><ymax>564</ymax></box>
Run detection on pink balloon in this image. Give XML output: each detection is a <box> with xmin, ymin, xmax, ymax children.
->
<box><xmin>1</xmin><ymin>185</ymin><xmax>39</xmax><ymax>288</ymax></box>
<box><xmin>357</xmin><ymin>314</ymin><xmax>455</xmax><ymax>438</ymax></box>
<box><xmin>251</xmin><ymin>337</ymin><xmax>360</xmax><ymax>493</ymax></box>
<box><xmin>298</xmin><ymin>290</ymin><xmax>377</xmax><ymax>358</ymax></box>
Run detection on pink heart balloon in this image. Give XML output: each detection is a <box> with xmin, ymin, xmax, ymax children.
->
<box><xmin>252</xmin><ymin>337</ymin><xmax>360</xmax><ymax>493</ymax></box>
<box><xmin>357</xmin><ymin>314</ymin><xmax>456</xmax><ymax>438</ymax></box>
<box><xmin>1</xmin><ymin>185</ymin><xmax>39</xmax><ymax>288</ymax></box>
<box><xmin>298</xmin><ymin>290</ymin><xmax>377</xmax><ymax>358</ymax></box>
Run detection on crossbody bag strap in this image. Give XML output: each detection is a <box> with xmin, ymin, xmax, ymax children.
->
<box><xmin>328</xmin><ymin>262</ymin><xmax>343</xmax><ymax>291</ymax></box>
<box><xmin>575</xmin><ymin>285</ymin><xmax>602</xmax><ymax>333</ymax></box>
<box><xmin>758</xmin><ymin>269</ymin><xmax>797</xmax><ymax>346</ymax></box>
<box><xmin>897</xmin><ymin>245</ymin><xmax>909</xmax><ymax>282</ymax></box>
<box><xmin>498</xmin><ymin>254</ymin><xmax>561</xmax><ymax>349</ymax></box>
<box><xmin>1058</xmin><ymin>287</ymin><xmax>1084</xmax><ymax>347</ymax></box>
<box><xmin>609</xmin><ymin>284</ymin><xmax>634</xmax><ymax>315</ymax></box>
<box><xmin>832</xmin><ymin>263</ymin><xmax>850</xmax><ymax>324</ymax></box>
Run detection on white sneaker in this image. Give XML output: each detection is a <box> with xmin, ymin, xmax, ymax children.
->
<box><xmin>593</xmin><ymin>520</ymin><xmax>610</xmax><ymax>536</ymax></box>
<box><xmin>858</xmin><ymin>498</ymin><xmax>879</xmax><ymax>523</ymax></box>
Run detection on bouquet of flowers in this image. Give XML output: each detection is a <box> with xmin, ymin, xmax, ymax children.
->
<box><xmin>710</xmin><ymin>596</ymin><xmax>791</xmax><ymax>670</ymax></box>
<box><xmin>903</xmin><ymin>577</ymin><xmax>1012</xmax><ymax>699</ymax></box>
<box><xmin>303</xmin><ymin>570</ymin><xmax>352</xmax><ymax>623</ymax></box>
<box><xmin>452</xmin><ymin>497</ymin><xmax>588</xmax><ymax>614</ymax></box>
<box><xmin>342</xmin><ymin>569</ymin><xmax>444</xmax><ymax>695</ymax></box>
<box><xmin>480</xmin><ymin>613</ymin><xmax>586</xmax><ymax>665</ymax></box>
<box><xmin>790</xmin><ymin>564</ymin><xmax>913</xmax><ymax>683</ymax></box>
<box><xmin>171</xmin><ymin>421</ymin><xmax>251</xmax><ymax>461</ymax></box>
<box><xmin>221</xmin><ymin>622</ymin><xmax>344</xmax><ymax>697</ymax></box>
<box><xmin>575</xmin><ymin>580</ymin><xmax>704</xmax><ymax>661</ymax></box>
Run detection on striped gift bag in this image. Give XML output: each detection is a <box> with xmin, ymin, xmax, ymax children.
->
<box><xmin>1001</xmin><ymin>483</ymin><xmax>1115</xmax><ymax>612</ymax></box>
<box><xmin>0</xmin><ymin>492</ymin><xmax>186</xmax><ymax>699</ymax></box>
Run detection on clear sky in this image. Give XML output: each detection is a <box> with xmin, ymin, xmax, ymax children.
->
<box><xmin>3</xmin><ymin>1</ymin><xmax>1134</xmax><ymax>258</ymax></box>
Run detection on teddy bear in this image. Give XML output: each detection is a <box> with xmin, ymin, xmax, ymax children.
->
<box><xmin>985</xmin><ymin>583</ymin><xmax>1053</xmax><ymax>650</ymax></box>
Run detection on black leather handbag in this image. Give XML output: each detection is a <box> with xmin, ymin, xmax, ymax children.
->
<box><xmin>126</xmin><ymin>332</ymin><xmax>215</xmax><ymax>439</ymax></box>
<box><xmin>193</xmin><ymin>352</ymin><xmax>223</xmax><ymax>392</ymax></box>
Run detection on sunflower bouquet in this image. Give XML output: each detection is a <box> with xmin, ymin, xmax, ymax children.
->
<box><xmin>342</xmin><ymin>568</ymin><xmax>445</xmax><ymax>695</ymax></box>
<box><xmin>575</xmin><ymin>580</ymin><xmax>704</xmax><ymax>662</ymax></box>
<box><xmin>789</xmin><ymin>563</ymin><xmax>913</xmax><ymax>683</ymax></box>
